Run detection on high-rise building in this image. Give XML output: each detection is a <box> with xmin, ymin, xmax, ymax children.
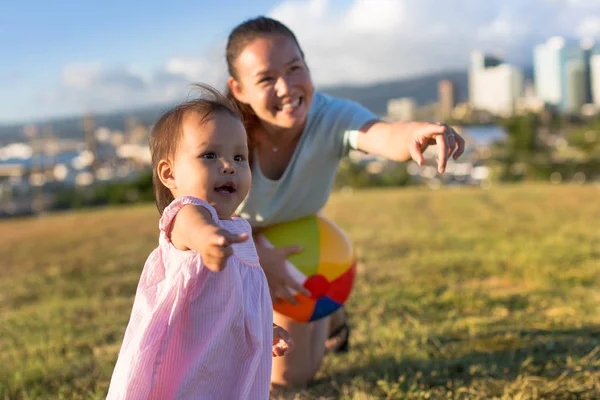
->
<box><xmin>565</xmin><ymin>59</ymin><xmax>587</xmax><ymax>113</ymax></box>
<box><xmin>469</xmin><ymin>51</ymin><xmax>503</xmax><ymax>103</ymax></box>
<box><xmin>591</xmin><ymin>54</ymin><xmax>600</xmax><ymax>107</ymax></box>
<box><xmin>534</xmin><ymin>37</ymin><xmax>586</xmax><ymax>113</ymax></box>
<box><xmin>581</xmin><ymin>38</ymin><xmax>596</xmax><ymax>104</ymax></box>
<box><xmin>83</xmin><ymin>113</ymin><xmax>97</xmax><ymax>182</ymax></box>
<box><xmin>470</xmin><ymin>51</ymin><xmax>502</xmax><ymax>70</ymax></box>
<box><xmin>438</xmin><ymin>79</ymin><xmax>456</xmax><ymax>121</ymax></box>
<box><xmin>387</xmin><ymin>98</ymin><xmax>416</xmax><ymax>121</ymax></box>
<box><xmin>470</xmin><ymin>64</ymin><xmax>523</xmax><ymax>117</ymax></box>
<box><xmin>517</xmin><ymin>80</ymin><xmax>545</xmax><ymax>113</ymax></box>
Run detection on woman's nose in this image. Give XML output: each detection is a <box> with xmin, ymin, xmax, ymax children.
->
<box><xmin>275</xmin><ymin>76</ymin><xmax>290</xmax><ymax>96</ymax></box>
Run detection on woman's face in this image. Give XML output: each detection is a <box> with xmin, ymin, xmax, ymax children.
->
<box><xmin>229</xmin><ymin>34</ymin><xmax>314</xmax><ymax>134</ymax></box>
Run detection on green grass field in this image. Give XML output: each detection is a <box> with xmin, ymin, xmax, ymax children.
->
<box><xmin>1</xmin><ymin>184</ymin><xmax>600</xmax><ymax>399</ymax></box>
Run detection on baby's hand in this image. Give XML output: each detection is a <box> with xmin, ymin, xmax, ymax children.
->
<box><xmin>201</xmin><ymin>226</ymin><xmax>248</xmax><ymax>272</ymax></box>
<box><xmin>272</xmin><ymin>324</ymin><xmax>293</xmax><ymax>357</ymax></box>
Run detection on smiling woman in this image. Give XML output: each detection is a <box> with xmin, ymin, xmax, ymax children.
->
<box><xmin>223</xmin><ymin>16</ymin><xmax>465</xmax><ymax>388</ymax></box>
<box><xmin>229</xmin><ymin>34</ymin><xmax>313</xmax><ymax>139</ymax></box>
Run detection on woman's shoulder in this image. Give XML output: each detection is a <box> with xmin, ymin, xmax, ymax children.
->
<box><xmin>312</xmin><ymin>91</ymin><xmax>361</xmax><ymax>107</ymax></box>
<box><xmin>311</xmin><ymin>91</ymin><xmax>336</xmax><ymax>111</ymax></box>
<box><xmin>309</xmin><ymin>91</ymin><xmax>370</xmax><ymax>120</ymax></box>
<box><xmin>306</xmin><ymin>91</ymin><xmax>373</xmax><ymax>134</ymax></box>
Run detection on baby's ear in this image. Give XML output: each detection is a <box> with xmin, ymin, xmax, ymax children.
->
<box><xmin>157</xmin><ymin>159</ymin><xmax>177</xmax><ymax>190</ymax></box>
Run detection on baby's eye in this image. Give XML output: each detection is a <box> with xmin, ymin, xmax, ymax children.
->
<box><xmin>234</xmin><ymin>154</ymin><xmax>246</xmax><ymax>162</ymax></box>
<box><xmin>201</xmin><ymin>152</ymin><xmax>217</xmax><ymax>160</ymax></box>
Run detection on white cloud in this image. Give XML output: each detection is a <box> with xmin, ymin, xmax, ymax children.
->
<box><xmin>36</xmin><ymin>49</ymin><xmax>228</xmax><ymax>118</ymax></box>
<box><xmin>40</xmin><ymin>63</ymin><xmax>186</xmax><ymax>117</ymax></box>
<box><xmin>267</xmin><ymin>0</ymin><xmax>600</xmax><ymax>86</ymax></box>
<box><xmin>343</xmin><ymin>0</ymin><xmax>405</xmax><ymax>34</ymax></box>
<box><xmin>577</xmin><ymin>16</ymin><xmax>600</xmax><ymax>38</ymax></box>
<box><xmin>27</xmin><ymin>0</ymin><xmax>600</xmax><ymax>120</ymax></box>
<box><xmin>477</xmin><ymin>8</ymin><xmax>530</xmax><ymax>42</ymax></box>
<box><xmin>568</xmin><ymin>0</ymin><xmax>600</xmax><ymax>8</ymax></box>
<box><xmin>269</xmin><ymin>0</ymin><xmax>328</xmax><ymax>22</ymax></box>
<box><xmin>269</xmin><ymin>0</ymin><xmax>468</xmax><ymax>85</ymax></box>
<box><xmin>61</xmin><ymin>63</ymin><xmax>102</xmax><ymax>89</ymax></box>
<box><xmin>166</xmin><ymin>58</ymin><xmax>210</xmax><ymax>81</ymax></box>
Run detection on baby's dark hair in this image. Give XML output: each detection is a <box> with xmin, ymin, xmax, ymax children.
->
<box><xmin>149</xmin><ymin>83</ymin><xmax>242</xmax><ymax>214</ymax></box>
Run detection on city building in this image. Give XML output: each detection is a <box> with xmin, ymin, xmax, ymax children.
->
<box><xmin>517</xmin><ymin>80</ymin><xmax>545</xmax><ymax>114</ymax></box>
<box><xmin>386</xmin><ymin>97</ymin><xmax>416</xmax><ymax>121</ymax></box>
<box><xmin>591</xmin><ymin>54</ymin><xmax>600</xmax><ymax>107</ymax></box>
<box><xmin>533</xmin><ymin>37</ymin><xmax>587</xmax><ymax>113</ymax></box>
<box><xmin>565</xmin><ymin>58</ymin><xmax>587</xmax><ymax>112</ymax></box>
<box><xmin>438</xmin><ymin>79</ymin><xmax>456</xmax><ymax>121</ymax></box>
<box><xmin>470</xmin><ymin>51</ymin><xmax>502</xmax><ymax>70</ymax></box>
<box><xmin>581</xmin><ymin>38</ymin><xmax>597</xmax><ymax>104</ymax></box>
<box><xmin>469</xmin><ymin>51</ymin><xmax>523</xmax><ymax>117</ymax></box>
<box><xmin>469</xmin><ymin>51</ymin><xmax>503</xmax><ymax>103</ymax></box>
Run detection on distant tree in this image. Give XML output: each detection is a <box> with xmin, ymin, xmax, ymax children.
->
<box><xmin>502</xmin><ymin>114</ymin><xmax>540</xmax><ymax>160</ymax></box>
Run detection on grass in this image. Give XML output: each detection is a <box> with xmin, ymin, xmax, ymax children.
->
<box><xmin>1</xmin><ymin>183</ymin><xmax>600</xmax><ymax>399</ymax></box>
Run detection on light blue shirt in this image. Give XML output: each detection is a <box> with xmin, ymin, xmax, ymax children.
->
<box><xmin>237</xmin><ymin>92</ymin><xmax>377</xmax><ymax>228</ymax></box>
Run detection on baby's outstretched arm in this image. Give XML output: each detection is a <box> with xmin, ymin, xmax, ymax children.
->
<box><xmin>272</xmin><ymin>324</ymin><xmax>293</xmax><ymax>357</ymax></box>
<box><xmin>170</xmin><ymin>204</ymin><xmax>248</xmax><ymax>272</ymax></box>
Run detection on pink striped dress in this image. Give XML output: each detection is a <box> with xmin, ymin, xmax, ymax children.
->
<box><xmin>107</xmin><ymin>196</ymin><xmax>273</xmax><ymax>400</ymax></box>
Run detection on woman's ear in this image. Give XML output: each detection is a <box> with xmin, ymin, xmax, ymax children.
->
<box><xmin>157</xmin><ymin>159</ymin><xmax>176</xmax><ymax>190</ymax></box>
<box><xmin>228</xmin><ymin>76</ymin><xmax>247</xmax><ymax>103</ymax></box>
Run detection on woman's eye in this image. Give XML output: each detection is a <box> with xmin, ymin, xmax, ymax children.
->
<box><xmin>258</xmin><ymin>77</ymin><xmax>273</xmax><ymax>84</ymax></box>
<box><xmin>201</xmin><ymin>152</ymin><xmax>217</xmax><ymax>160</ymax></box>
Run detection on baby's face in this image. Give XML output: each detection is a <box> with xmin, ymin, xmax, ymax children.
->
<box><xmin>172</xmin><ymin>111</ymin><xmax>251</xmax><ymax>219</ymax></box>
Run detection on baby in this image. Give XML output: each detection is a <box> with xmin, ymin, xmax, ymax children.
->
<box><xmin>107</xmin><ymin>84</ymin><xmax>292</xmax><ymax>399</ymax></box>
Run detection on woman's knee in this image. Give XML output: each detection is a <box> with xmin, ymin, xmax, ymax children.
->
<box><xmin>270</xmin><ymin>314</ymin><xmax>329</xmax><ymax>386</ymax></box>
<box><xmin>272</xmin><ymin>367</ymin><xmax>316</xmax><ymax>387</ymax></box>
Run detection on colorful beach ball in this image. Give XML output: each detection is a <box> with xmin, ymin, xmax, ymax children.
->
<box><xmin>257</xmin><ymin>214</ymin><xmax>357</xmax><ymax>323</ymax></box>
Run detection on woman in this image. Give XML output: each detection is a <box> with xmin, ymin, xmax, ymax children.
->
<box><xmin>225</xmin><ymin>16</ymin><xmax>465</xmax><ymax>387</ymax></box>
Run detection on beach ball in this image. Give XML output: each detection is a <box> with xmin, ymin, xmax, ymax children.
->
<box><xmin>258</xmin><ymin>214</ymin><xmax>356</xmax><ymax>322</ymax></box>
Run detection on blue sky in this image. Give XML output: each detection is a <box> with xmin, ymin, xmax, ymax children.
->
<box><xmin>2</xmin><ymin>0</ymin><xmax>600</xmax><ymax>123</ymax></box>
<box><xmin>0</xmin><ymin>0</ymin><xmax>281</xmax><ymax>122</ymax></box>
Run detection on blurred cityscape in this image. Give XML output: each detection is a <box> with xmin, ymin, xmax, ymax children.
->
<box><xmin>2</xmin><ymin>36</ymin><xmax>600</xmax><ymax>217</ymax></box>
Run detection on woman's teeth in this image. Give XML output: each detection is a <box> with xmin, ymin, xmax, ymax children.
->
<box><xmin>280</xmin><ymin>98</ymin><xmax>301</xmax><ymax>110</ymax></box>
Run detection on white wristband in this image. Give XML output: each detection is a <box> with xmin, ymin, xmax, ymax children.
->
<box><xmin>348</xmin><ymin>130</ymin><xmax>359</xmax><ymax>150</ymax></box>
